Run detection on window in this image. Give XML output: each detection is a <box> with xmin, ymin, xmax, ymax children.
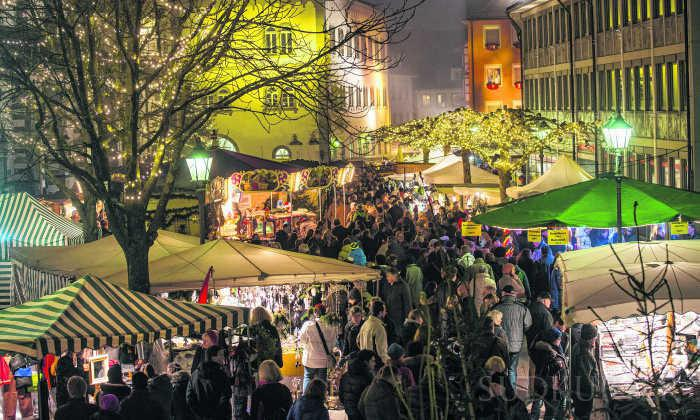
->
<box><xmin>217</xmin><ymin>136</ymin><xmax>238</xmax><ymax>152</ymax></box>
<box><xmin>265</xmin><ymin>88</ymin><xmax>279</xmax><ymax>107</ymax></box>
<box><xmin>272</xmin><ymin>146</ymin><xmax>291</xmax><ymax>161</ymax></box>
<box><xmin>644</xmin><ymin>65</ymin><xmax>653</xmax><ymax>111</ymax></box>
<box><xmin>679</xmin><ymin>60</ymin><xmax>687</xmax><ymax>111</ymax></box>
<box><xmin>422</xmin><ymin>94</ymin><xmax>431</xmax><ymax>105</ymax></box>
<box><xmin>265</xmin><ymin>28</ymin><xmax>277</xmax><ymax>53</ymax></box>
<box><xmin>280</xmin><ymin>89</ymin><xmax>295</xmax><ymax>108</ymax></box>
<box><xmin>437</xmin><ymin>94</ymin><xmax>444</xmax><ymax>106</ymax></box>
<box><xmin>656</xmin><ymin>63</ymin><xmax>667</xmax><ymax>111</ymax></box>
<box><xmin>512</xmin><ymin>64</ymin><xmax>522</xmax><ymax>85</ymax></box>
<box><xmin>337</xmin><ymin>29</ymin><xmax>345</xmax><ymax>55</ymax></box>
<box><xmin>484</xmin><ymin>26</ymin><xmax>501</xmax><ymax>48</ymax></box>
<box><xmin>485</xmin><ymin>101</ymin><xmax>503</xmax><ymax>112</ymax></box>
<box><xmin>670</xmin><ymin>62</ymin><xmax>680</xmax><ymax>111</ymax></box>
<box><xmin>279</xmin><ymin>30</ymin><xmax>293</xmax><ymax>54</ymax></box>
<box><xmin>512</xmin><ymin>100</ymin><xmax>522</xmax><ymax>109</ymax></box>
<box><xmin>669</xmin><ymin>157</ymin><xmax>676</xmax><ymax>187</ymax></box>
<box><xmin>484</xmin><ymin>65</ymin><xmax>502</xmax><ymax>86</ymax></box>
<box><xmin>356</xmin><ymin>87</ymin><xmax>362</xmax><ymax>108</ymax></box>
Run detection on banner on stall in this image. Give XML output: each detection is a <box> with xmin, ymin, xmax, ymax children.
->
<box><xmin>670</xmin><ymin>221</ymin><xmax>689</xmax><ymax>235</ymax></box>
<box><xmin>461</xmin><ymin>222</ymin><xmax>482</xmax><ymax>237</ymax></box>
<box><xmin>527</xmin><ymin>229</ymin><xmax>542</xmax><ymax>243</ymax></box>
<box><xmin>548</xmin><ymin>229</ymin><xmax>569</xmax><ymax>245</ymax></box>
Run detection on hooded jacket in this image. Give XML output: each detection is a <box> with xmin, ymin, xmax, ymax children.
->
<box><xmin>493</xmin><ymin>296</ymin><xmax>532</xmax><ymax>353</ymax></box>
<box><xmin>148</xmin><ymin>373</ymin><xmax>173</xmax><ymax>419</ymax></box>
<box><xmin>404</xmin><ymin>264</ymin><xmax>424</xmax><ymax>308</ymax></box>
<box><xmin>286</xmin><ymin>395</ymin><xmax>329</xmax><ymax>420</ymax></box>
<box><xmin>357</xmin><ymin>315</ymin><xmax>389</xmax><ymax>363</ymax></box>
<box><xmin>571</xmin><ymin>339</ymin><xmax>599</xmax><ymax>400</ymax></box>
<box><xmin>531</xmin><ymin>340</ymin><xmax>567</xmax><ymax>396</ymax></box>
<box><xmin>358</xmin><ymin>371</ymin><xmax>406</xmax><ymax>420</ymax></box>
<box><xmin>339</xmin><ymin>358</ymin><xmax>373</xmax><ymax>420</ymax></box>
<box><xmin>186</xmin><ymin>361</ymin><xmax>232</xmax><ymax>420</ymax></box>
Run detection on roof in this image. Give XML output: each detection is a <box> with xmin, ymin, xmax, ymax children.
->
<box><xmin>506</xmin><ymin>155</ymin><xmax>593</xmax><ymax>199</ymax></box>
<box><xmin>102</xmin><ymin>240</ymin><xmax>380</xmax><ymax>291</ymax></box>
<box><xmin>555</xmin><ymin>241</ymin><xmax>700</xmax><ymax>322</ymax></box>
<box><xmin>0</xmin><ymin>276</ymin><xmax>248</xmax><ymax>357</ymax></box>
<box><xmin>0</xmin><ymin>192</ymin><xmax>83</xmax><ymax>257</ymax></box>
<box><xmin>209</xmin><ymin>148</ymin><xmax>302</xmax><ymax>179</ymax></box>
<box><xmin>11</xmin><ymin>230</ymin><xmax>199</xmax><ymax>279</ymax></box>
<box><xmin>422</xmin><ymin>155</ymin><xmax>499</xmax><ymax>186</ymax></box>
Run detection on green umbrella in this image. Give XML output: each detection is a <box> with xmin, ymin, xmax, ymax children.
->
<box><xmin>472</xmin><ymin>176</ymin><xmax>700</xmax><ymax>228</ymax></box>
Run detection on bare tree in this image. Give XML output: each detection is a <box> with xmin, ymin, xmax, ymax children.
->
<box><xmin>0</xmin><ymin>0</ymin><xmax>419</xmax><ymax>292</ymax></box>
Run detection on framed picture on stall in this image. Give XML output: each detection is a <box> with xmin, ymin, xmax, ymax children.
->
<box><xmin>89</xmin><ymin>354</ymin><xmax>109</xmax><ymax>385</ymax></box>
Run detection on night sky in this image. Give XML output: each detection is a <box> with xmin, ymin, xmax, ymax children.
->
<box><xmin>391</xmin><ymin>0</ymin><xmax>514</xmax><ymax>89</ymax></box>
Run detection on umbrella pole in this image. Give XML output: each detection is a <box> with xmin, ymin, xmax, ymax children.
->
<box><xmin>342</xmin><ymin>185</ymin><xmax>346</xmax><ymax>225</ymax></box>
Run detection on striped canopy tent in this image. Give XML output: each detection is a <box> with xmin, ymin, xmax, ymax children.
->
<box><xmin>0</xmin><ymin>276</ymin><xmax>248</xmax><ymax>358</ymax></box>
<box><xmin>0</xmin><ymin>193</ymin><xmax>83</xmax><ymax>307</ymax></box>
<box><xmin>0</xmin><ymin>192</ymin><xmax>84</xmax><ymax>256</ymax></box>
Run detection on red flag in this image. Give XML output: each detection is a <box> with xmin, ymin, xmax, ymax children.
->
<box><xmin>198</xmin><ymin>266</ymin><xmax>214</xmax><ymax>304</ymax></box>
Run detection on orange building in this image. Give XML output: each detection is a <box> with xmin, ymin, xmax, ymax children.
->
<box><xmin>464</xmin><ymin>19</ymin><xmax>522</xmax><ymax>112</ymax></box>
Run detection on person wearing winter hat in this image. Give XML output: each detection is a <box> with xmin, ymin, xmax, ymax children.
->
<box><xmin>386</xmin><ymin>343</ymin><xmax>415</xmax><ymax>389</ymax></box>
<box><xmin>571</xmin><ymin>323</ymin><xmax>599</xmax><ymax>420</ymax></box>
<box><xmin>530</xmin><ymin>328</ymin><xmax>567</xmax><ymax>420</ymax></box>
<box><xmin>90</xmin><ymin>393</ymin><xmax>121</xmax><ymax>420</ymax></box>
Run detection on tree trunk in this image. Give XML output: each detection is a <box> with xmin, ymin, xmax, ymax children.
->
<box><xmin>74</xmin><ymin>191</ymin><xmax>99</xmax><ymax>242</ymax></box>
<box><xmin>460</xmin><ymin>150</ymin><xmax>472</xmax><ymax>184</ymax></box>
<box><xmin>124</xmin><ymin>237</ymin><xmax>150</xmax><ymax>293</ymax></box>
<box><xmin>422</xmin><ymin>147</ymin><xmax>430</xmax><ymax>163</ymax></box>
<box><xmin>498</xmin><ymin>170</ymin><xmax>510</xmax><ymax>202</ymax></box>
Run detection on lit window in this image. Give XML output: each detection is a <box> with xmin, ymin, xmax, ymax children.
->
<box><xmin>280</xmin><ymin>89</ymin><xmax>295</xmax><ymax>108</ymax></box>
<box><xmin>217</xmin><ymin>137</ymin><xmax>238</xmax><ymax>152</ymax></box>
<box><xmin>265</xmin><ymin>28</ymin><xmax>277</xmax><ymax>53</ymax></box>
<box><xmin>512</xmin><ymin>64</ymin><xmax>522</xmax><ymax>84</ymax></box>
<box><xmin>437</xmin><ymin>94</ymin><xmax>444</xmax><ymax>106</ymax></box>
<box><xmin>422</xmin><ymin>94</ymin><xmax>431</xmax><ymax>105</ymax></box>
<box><xmin>265</xmin><ymin>88</ymin><xmax>279</xmax><ymax>107</ymax></box>
<box><xmin>280</xmin><ymin>30</ymin><xmax>293</xmax><ymax>54</ymax></box>
<box><xmin>484</xmin><ymin>26</ymin><xmax>501</xmax><ymax>49</ymax></box>
<box><xmin>273</xmin><ymin>146</ymin><xmax>291</xmax><ymax>161</ymax></box>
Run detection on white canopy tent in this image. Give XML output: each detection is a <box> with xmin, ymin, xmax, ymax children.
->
<box><xmin>422</xmin><ymin>154</ymin><xmax>499</xmax><ymax>186</ymax></box>
<box><xmin>10</xmin><ymin>231</ymin><xmax>199</xmax><ymax>302</ymax></box>
<box><xmin>507</xmin><ymin>155</ymin><xmax>593</xmax><ymax>199</ymax></box>
<box><xmin>102</xmin><ymin>239</ymin><xmax>380</xmax><ymax>291</ymax></box>
<box><xmin>555</xmin><ymin>240</ymin><xmax>700</xmax><ymax>323</ymax></box>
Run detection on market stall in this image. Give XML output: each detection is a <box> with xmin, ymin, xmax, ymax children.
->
<box><xmin>420</xmin><ymin>154</ymin><xmax>502</xmax><ymax>206</ymax></box>
<box><xmin>101</xmin><ymin>239</ymin><xmax>379</xmax><ymax>291</ymax></box>
<box><xmin>209</xmin><ymin>162</ymin><xmax>354</xmax><ymax>240</ymax></box>
<box><xmin>555</xmin><ymin>241</ymin><xmax>700</xmax><ymax>396</ymax></box>
<box><xmin>9</xmin><ymin>230</ymin><xmax>199</xmax><ymax>303</ymax></box>
<box><xmin>0</xmin><ymin>275</ymin><xmax>248</xmax><ymax>419</ymax></box>
<box><xmin>506</xmin><ymin>155</ymin><xmax>592</xmax><ymax>199</ymax></box>
<box><xmin>0</xmin><ymin>192</ymin><xmax>84</xmax><ymax>307</ymax></box>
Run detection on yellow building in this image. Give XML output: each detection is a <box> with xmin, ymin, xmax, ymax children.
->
<box><xmin>211</xmin><ymin>0</ymin><xmax>391</xmax><ymax>163</ymax></box>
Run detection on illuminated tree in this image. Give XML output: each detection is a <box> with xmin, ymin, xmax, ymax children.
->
<box><xmin>0</xmin><ymin>0</ymin><xmax>418</xmax><ymax>292</ymax></box>
<box><xmin>470</xmin><ymin>108</ymin><xmax>587</xmax><ymax>200</ymax></box>
<box><xmin>374</xmin><ymin>108</ymin><xmax>589</xmax><ymax>200</ymax></box>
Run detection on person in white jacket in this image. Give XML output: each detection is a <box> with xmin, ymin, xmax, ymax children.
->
<box><xmin>298</xmin><ymin>304</ymin><xmax>338</xmax><ymax>393</ymax></box>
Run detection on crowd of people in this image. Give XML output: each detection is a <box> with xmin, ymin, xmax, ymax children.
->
<box><xmin>46</xmin><ymin>166</ymin><xmax>605</xmax><ymax>420</ymax></box>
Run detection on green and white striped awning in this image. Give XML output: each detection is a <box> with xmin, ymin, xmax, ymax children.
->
<box><xmin>0</xmin><ymin>276</ymin><xmax>248</xmax><ymax>358</ymax></box>
<box><xmin>0</xmin><ymin>192</ymin><xmax>84</xmax><ymax>259</ymax></box>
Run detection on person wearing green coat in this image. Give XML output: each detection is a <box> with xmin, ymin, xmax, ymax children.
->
<box><xmin>404</xmin><ymin>257</ymin><xmax>423</xmax><ymax>308</ymax></box>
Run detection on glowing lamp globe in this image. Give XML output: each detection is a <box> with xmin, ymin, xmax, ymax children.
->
<box><xmin>602</xmin><ymin>114</ymin><xmax>633</xmax><ymax>151</ymax></box>
<box><xmin>186</xmin><ymin>143</ymin><xmax>212</xmax><ymax>183</ymax></box>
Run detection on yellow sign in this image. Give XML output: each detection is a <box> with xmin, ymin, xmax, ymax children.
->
<box><xmin>548</xmin><ymin>229</ymin><xmax>569</xmax><ymax>245</ymax></box>
<box><xmin>527</xmin><ymin>229</ymin><xmax>542</xmax><ymax>243</ymax></box>
<box><xmin>670</xmin><ymin>221</ymin><xmax>689</xmax><ymax>235</ymax></box>
<box><xmin>461</xmin><ymin>222</ymin><xmax>482</xmax><ymax>237</ymax></box>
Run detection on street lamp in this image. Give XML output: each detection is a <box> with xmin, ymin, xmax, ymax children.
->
<box><xmin>186</xmin><ymin>141</ymin><xmax>213</xmax><ymax>244</ymax></box>
<box><xmin>602</xmin><ymin>113</ymin><xmax>633</xmax><ymax>243</ymax></box>
<box><xmin>535</xmin><ymin>120</ymin><xmax>550</xmax><ymax>176</ymax></box>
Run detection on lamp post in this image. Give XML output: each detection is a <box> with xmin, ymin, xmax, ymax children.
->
<box><xmin>602</xmin><ymin>113</ymin><xmax>633</xmax><ymax>243</ymax></box>
<box><xmin>186</xmin><ymin>141</ymin><xmax>213</xmax><ymax>244</ymax></box>
<box><xmin>535</xmin><ymin>121</ymin><xmax>550</xmax><ymax>177</ymax></box>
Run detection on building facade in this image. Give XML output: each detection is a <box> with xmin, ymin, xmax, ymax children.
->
<box><xmin>464</xmin><ymin>19</ymin><xmax>523</xmax><ymax>112</ymax></box>
<box><xmin>211</xmin><ymin>0</ymin><xmax>391</xmax><ymax>163</ymax></box>
<box><xmin>508</xmin><ymin>0</ymin><xmax>699</xmax><ymax>191</ymax></box>
<box><xmin>388</xmin><ymin>72</ymin><xmax>417</xmax><ymax>125</ymax></box>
